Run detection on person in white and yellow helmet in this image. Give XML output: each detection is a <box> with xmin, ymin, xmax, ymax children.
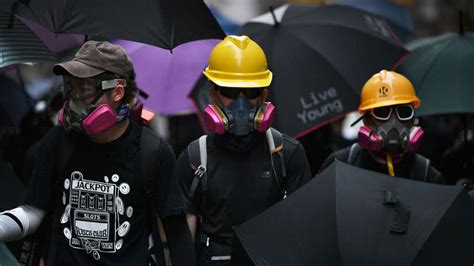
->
<box><xmin>319</xmin><ymin>70</ymin><xmax>444</xmax><ymax>183</ymax></box>
<box><xmin>176</xmin><ymin>35</ymin><xmax>311</xmax><ymax>265</ymax></box>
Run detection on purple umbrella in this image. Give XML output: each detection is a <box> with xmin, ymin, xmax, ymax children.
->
<box><xmin>19</xmin><ymin>17</ymin><xmax>85</xmax><ymax>54</ymax></box>
<box><xmin>115</xmin><ymin>39</ymin><xmax>220</xmax><ymax>115</ymax></box>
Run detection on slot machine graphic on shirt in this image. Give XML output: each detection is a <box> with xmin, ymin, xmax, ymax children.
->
<box><xmin>61</xmin><ymin>171</ymin><xmax>133</xmax><ymax>261</ymax></box>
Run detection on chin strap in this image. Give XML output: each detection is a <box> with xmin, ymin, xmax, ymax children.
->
<box><xmin>386</xmin><ymin>153</ymin><xmax>395</xmax><ymax>176</ymax></box>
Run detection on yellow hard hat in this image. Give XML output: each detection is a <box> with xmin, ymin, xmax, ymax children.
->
<box><xmin>358</xmin><ymin>70</ymin><xmax>421</xmax><ymax>113</ymax></box>
<box><xmin>203</xmin><ymin>35</ymin><xmax>272</xmax><ymax>88</ymax></box>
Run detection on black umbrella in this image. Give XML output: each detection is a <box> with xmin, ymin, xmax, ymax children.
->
<box><xmin>234</xmin><ymin>161</ymin><xmax>474</xmax><ymax>266</ymax></box>
<box><xmin>240</xmin><ymin>4</ymin><xmax>406</xmax><ymax>138</ymax></box>
<box><xmin>1</xmin><ymin>0</ymin><xmax>225</xmax><ymax>50</ymax></box>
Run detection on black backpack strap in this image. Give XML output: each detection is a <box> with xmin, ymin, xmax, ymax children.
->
<box><xmin>347</xmin><ymin>143</ymin><xmax>362</xmax><ymax>165</ymax></box>
<box><xmin>266</xmin><ymin>128</ymin><xmax>287</xmax><ymax>199</ymax></box>
<box><xmin>187</xmin><ymin>136</ymin><xmax>208</xmax><ymax>208</ymax></box>
<box><xmin>410</xmin><ymin>154</ymin><xmax>430</xmax><ymax>182</ymax></box>
<box><xmin>139</xmin><ymin>126</ymin><xmax>165</xmax><ymax>265</ymax></box>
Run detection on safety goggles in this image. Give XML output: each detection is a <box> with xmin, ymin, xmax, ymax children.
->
<box><xmin>370</xmin><ymin>104</ymin><xmax>414</xmax><ymax>121</ymax></box>
<box><xmin>216</xmin><ymin>86</ymin><xmax>263</xmax><ymax>100</ymax></box>
<box><xmin>64</xmin><ymin>76</ymin><xmax>127</xmax><ymax>101</ymax></box>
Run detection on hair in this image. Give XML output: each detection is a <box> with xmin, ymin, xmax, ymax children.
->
<box><xmin>93</xmin><ymin>71</ymin><xmax>138</xmax><ymax>104</ymax></box>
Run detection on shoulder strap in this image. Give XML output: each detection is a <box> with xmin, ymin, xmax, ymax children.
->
<box><xmin>187</xmin><ymin>135</ymin><xmax>208</xmax><ymax>199</ymax></box>
<box><xmin>410</xmin><ymin>154</ymin><xmax>430</xmax><ymax>182</ymax></box>
<box><xmin>266</xmin><ymin>128</ymin><xmax>287</xmax><ymax>199</ymax></box>
<box><xmin>139</xmin><ymin>126</ymin><xmax>166</xmax><ymax>265</ymax></box>
<box><xmin>347</xmin><ymin>143</ymin><xmax>362</xmax><ymax>165</ymax></box>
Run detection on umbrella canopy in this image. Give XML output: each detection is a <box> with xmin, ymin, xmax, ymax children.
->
<box><xmin>190</xmin><ymin>4</ymin><xmax>407</xmax><ymax>138</ymax></box>
<box><xmin>335</xmin><ymin>0</ymin><xmax>414</xmax><ymax>41</ymax></box>
<box><xmin>0</xmin><ymin>12</ymin><xmax>57</xmax><ymax>68</ymax></box>
<box><xmin>114</xmin><ymin>39</ymin><xmax>219</xmax><ymax>115</ymax></box>
<box><xmin>0</xmin><ymin>11</ymin><xmax>83</xmax><ymax>69</ymax></box>
<box><xmin>234</xmin><ymin>161</ymin><xmax>474</xmax><ymax>266</ymax></box>
<box><xmin>398</xmin><ymin>32</ymin><xmax>474</xmax><ymax>115</ymax></box>
<box><xmin>1</xmin><ymin>0</ymin><xmax>224</xmax><ymax>50</ymax></box>
<box><xmin>18</xmin><ymin>17</ymin><xmax>84</xmax><ymax>54</ymax></box>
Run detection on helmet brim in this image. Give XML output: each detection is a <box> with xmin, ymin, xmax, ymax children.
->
<box><xmin>203</xmin><ymin>69</ymin><xmax>272</xmax><ymax>88</ymax></box>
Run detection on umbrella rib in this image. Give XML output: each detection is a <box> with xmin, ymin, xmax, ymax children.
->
<box><xmin>286</xmin><ymin>20</ymin><xmax>404</xmax><ymax>50</ymax></box>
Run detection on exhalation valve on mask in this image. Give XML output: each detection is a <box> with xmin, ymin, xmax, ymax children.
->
<box><xmin>224</xmin><ymin>97</ymin><xmax>256</xmax><ymax>136</ymax></box>
<box><xmin>203</xmin><ymin>96</ymin><xmax>276</xmax><ymax>136</ymax></box>
<box><xmin>358</xmin><ymin>116</ymin><xmax>424</xmax><ymax>154</ymax></box>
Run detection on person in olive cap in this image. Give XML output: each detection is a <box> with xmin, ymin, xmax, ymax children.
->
<box><xmin>177</xmin><ymin>35</ymin><xmax>312</xmax><ymax>265</ymax></box>
<box><xmin>319</xmin><ymin>70</ymin><xmax>444</xmax><ymax>183</ymax></box>
<box><xmin>0</xmin><ymin>41</ymin><xmax>195</xmax><ymax>265</ymax></box>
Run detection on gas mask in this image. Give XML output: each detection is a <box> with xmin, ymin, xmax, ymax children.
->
<box><xmin>58</xmin><ymin>76</ymin><xmax>129</xmax><ymax>135</ymax></box>
<box><xmin>204</xmin><ymin>95</ymin><xmax>275</xmax><ymax>136</ymax></box>
<box><xmin>357</xmin><ymin>104</ymin><xmax>424</xmax><ymax>154</ymax></box>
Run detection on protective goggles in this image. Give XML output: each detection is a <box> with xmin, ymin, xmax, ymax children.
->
<box><xmin>216</xmin><ymin>86</ymin><xmax>263</xmax><ymax>100</ymax></box>
<box><xmin>370</xmin><ymin>104</ymin><xmax>414</xmax><ymax>121</ymax></box>
<box><xmin>64</xmin><ymin>76</ymin><xmax>127</xmax><ymax>101</ymax></box>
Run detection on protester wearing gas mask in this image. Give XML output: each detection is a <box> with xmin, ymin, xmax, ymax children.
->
<box><xmin>0</xmin><ymin>41</ymin><xmax>195</xmax><ymax>266</ymax></box>
<box><xmin>176</xmin><ymin>35</ymin><xmax>311</xmax><ymax>265</ymax></box>
<box><xmin>319</xmin><ymin>70</ymin><xmax>444</xmax><ymax>183</ymax></box>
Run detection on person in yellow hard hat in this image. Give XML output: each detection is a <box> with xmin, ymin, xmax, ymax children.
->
<box><xmin>176</xmin><ymin>35</ymin><xmax>311</xmax><ymax>265</ymax></box>
<box><xmin>319</xmin><ymin>70</ymin><xmax>444</xmax><ymax>183</ymax></box>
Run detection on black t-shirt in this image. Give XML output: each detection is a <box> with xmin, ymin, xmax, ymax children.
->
<box><xmin>319</xmin><ymin>145</ymin><xmax>445</xmax><ymax>184</ymax></box>
<box><xmin>177</xmin><ymin>132</ymin><xmax>312</xmax><ymax>239</ymax></box>
<box><xmin>24</xmin><ymin>122</ymin><xmax>184</xmax><ymax>265</ymax></box>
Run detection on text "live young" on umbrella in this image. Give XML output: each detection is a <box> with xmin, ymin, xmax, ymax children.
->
<box><xmin>297</xmin><ymin>87</ymin><xmax>344</xmax><ymax>124</ymax></box>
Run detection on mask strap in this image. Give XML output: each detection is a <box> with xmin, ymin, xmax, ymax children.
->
<box><xmin>90</xmin><ymin>90</ymin><xmax>106</xmax><ymax>105</ymax></box>
<box><xmin>386</xmin><ymin>153</ymin><xmax>395</xmax><ymax>176</ymax></box>
<box><xmin>351</xmin><ymin>113</ymin><xmax>367</xmax><ymax>127</ymax></box>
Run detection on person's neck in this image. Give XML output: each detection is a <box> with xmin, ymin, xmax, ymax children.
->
<box><xmin>88</xmin><ymin>119</ymin><xmax>130</xmax><ymax>144</ymax></box>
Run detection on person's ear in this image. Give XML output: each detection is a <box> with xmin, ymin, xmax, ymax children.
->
<box><xmin>112</xmin><ymin>84</ymin><xmax>125</xmax><ymax>103</ymax></box>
